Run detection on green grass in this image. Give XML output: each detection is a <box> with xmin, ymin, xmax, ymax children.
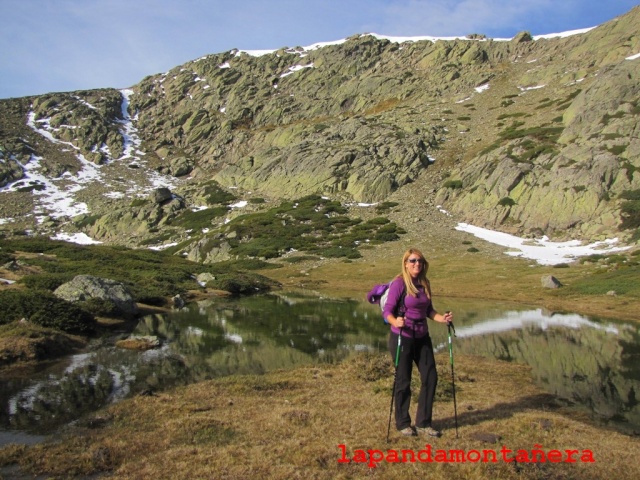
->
<box><xmin>0</xmin><ymin>237</ymin><xmax>278</xmax><ymax>306</ymax></box>
<box><xmin>557</xmin><ymin>265</ymin><xmax>640</xmax><ymax>296</ymax></box>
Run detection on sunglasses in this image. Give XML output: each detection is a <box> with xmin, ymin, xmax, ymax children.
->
<box><xmin>407</xmin><ymin>258</ymin><xmax>424</xmax><ymax>264</ymax></box>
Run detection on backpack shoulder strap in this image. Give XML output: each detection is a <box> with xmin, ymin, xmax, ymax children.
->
<box><xmin>395</xmin><ymin>282</ymin><xmax>407</xmax><ymax>316</ymax></box>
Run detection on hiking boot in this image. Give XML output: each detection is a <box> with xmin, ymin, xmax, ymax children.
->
<box><xmin>416</xmin><ymin>426</ymin><xmax>441</xmax><ymax>438</ymax></box>
<box><xmin>399</xmin><ymin>426</ymin><xmax>417</xmax><ymax>437</ymax></box>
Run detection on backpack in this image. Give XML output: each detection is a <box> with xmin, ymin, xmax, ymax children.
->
<box><xmin>366</xmin><ymin>280</ymin><xmax>406</xmax><ymax>324</ymax></box>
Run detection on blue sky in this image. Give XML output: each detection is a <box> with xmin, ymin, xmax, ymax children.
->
<box><xmin>1</xmin><ymin>0</ymin><xmax>638</xmax><ymax>99</ymax></box>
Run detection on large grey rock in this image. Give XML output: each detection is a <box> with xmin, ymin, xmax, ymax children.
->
<box><xmin>185</xmin><ymin>238</ymin><xmax>233</xmax><ymax>264</ymax></box>
<box><xmin>169</xmin><ymin>157</ymin><xmax>194</xmax><ymax>177</ymax></box>
<box><xmin>196</xmin><ymin>273</ymin><xmax>216</xmax><ymax>285</ymax></box>
<box><xmin>54</xmin><ymin>275</ymin><xmax>138</xmax><ymax>317</ymax></box>
<box><xmin>0</xmin><ymin>158</ymin><xmax>24</xmax><ymax>187</ymax></box>
<box><xmin>541</xmin><ymin>275</ymin><xmax>563</xmax><ymax>289</ymax></box>
<box><xmin>150</xmin><ymin>187</ymin><xmax>173</xmax><ymax>204</ymax></box>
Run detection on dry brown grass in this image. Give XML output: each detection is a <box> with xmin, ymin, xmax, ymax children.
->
<box><xmin>1</xmin><ymin>352</ymin><xmax>638</xmax><ymax>479</ymax></box>
<box><xmin>1</xmin><ymin>223</ymin><xmax>638</xmax><ymax>479</ymax></box>
<box><xmin>264</xmin><ymin>239</ymin><xmax>640</xmax><ymax>323</ymax></box>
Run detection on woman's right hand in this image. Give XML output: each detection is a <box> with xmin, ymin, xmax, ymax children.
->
<box><xmin>395</xmin><ymin>316</ymin><xmax>405</xmax><ymax>328</ymax></box>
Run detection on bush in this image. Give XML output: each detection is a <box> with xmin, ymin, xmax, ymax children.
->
<box><xmin>171</xmin><ymin>206</ymin><xmax>229</xmax><ymax>229</ymax></box>
<box><xmin>0</xmin><ymin>251</ymin><xmax>13</xmax><ymax>264</ymax></box>
<box><xmin>0</xmin><ymin>237</ymin><xmax>283</xmax><ymax>304</ymax></box>
<box><xmin>373</xmin><ymin>232</ymin><xmax>399</xmax><ymax>242</ymax></box>
<box><xmin>375</xmin><ymin>201</ymin><xmax>398</xmax><ymax>213</ymax></box>
<box><xmin>20</xmin><ymin>273</ymin><xmax>72</xmax><ymax>291</ymax></box>
<box><xmin>214</xmin><ymin>195</ymin><xmax>402</xmax><ymax>260</ymax></box>
<box><xmin>233</xmin><ymin>239</ymin><xmax>282</xmax><ymax>259</ymax></box>
<box><xmin>619</xmin><ymin>191</ymin><xmax>640</xmax><ymax>230</ymax></box>
<box><xmin>620</xmin><ymin>189</ymin><xmax>640</xmax><ymax>201</ymax></box>
<box><xmin>202</xmin><ymin>181</ymin><xmax>237</xmax><ymax>205</ymax></box>
<box><xmin>282</xmin><ymin>256</ymin><xmax>320</xmax><ymax>263</ymax></box>
<box><xmin>498</xmin><ymin>197</ymin><xmax>516</xmax><ymax>207</ymax></box>
<box><xmin>364</xmin><ymin>217</ymin><xmax>390</xmax><ymax>226</ymax></box>
<box><xmin>78</xmin><ymin>298</ymin><xmax>120</xmax><ymax>317</ymax></box>
<box><xmin>206</xmin><ymin>273</ymin><xmax>276</xmax><ymax>296</ymax></box>
<box><xmin>0</xmin><ymin>290</ymin><xmax>96</xmax><ymax>334</ymax></box>
<box><xmin>443</xmin><ymin>180</ymin><xmax>463</xmax><ymax>189</ymax></box>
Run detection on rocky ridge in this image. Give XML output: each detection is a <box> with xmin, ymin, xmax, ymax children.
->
<box><xmin>0</xmin><ymin>7</ymin><xmax>639</xmax><ymax>254</ymax></box>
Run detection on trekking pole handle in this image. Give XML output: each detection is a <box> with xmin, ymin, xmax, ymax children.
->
<box><xmin>445</xmin><ymin>311</ymin><xmax>456</xmax><ymax>337</ymax></box>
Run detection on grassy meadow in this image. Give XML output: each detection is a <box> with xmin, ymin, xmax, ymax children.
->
<box><xmin>1</xmin><ymin>352</ymin><xmax>638</xmax><ymax>479</ymax></box>
<box><xmin>1</xmin><ymin>217</ymin><xmax>639</xmax><ymax>479</ymax></box>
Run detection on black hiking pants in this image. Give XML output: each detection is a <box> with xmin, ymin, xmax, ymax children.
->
<box><xmin>388</xmin><ymin>330</ymin><xmax>437</xmax><ymax>430</ymax></box>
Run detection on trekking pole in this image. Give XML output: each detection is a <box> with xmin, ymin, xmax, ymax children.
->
<box><xmin>386</xmin><ymin>327</ymin><xmax>402</xmax><ymax>442</ymax></box>
<box><xmin>447</xmin><ymin>316</ymin><xmax>459</xmax><ymax>438</ymax></box>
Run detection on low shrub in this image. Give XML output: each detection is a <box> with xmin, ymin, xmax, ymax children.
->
<box><xmin>619</xmin><ymin>190</ymin><xmax>640</xmax><ymax>231</ymax></box>
<box><xmin>282</xmin><ymin>256</ymin><xmax>320</xmax><ymax>263</ymax></box>
<box><xmin>206</xmin><ymin>273</ymin><xmax>276</xmax><ymax>296</ymax></box>
<box><xmin>0</xmin><ymin>290</ymin><xmax>96</xmax><ymax>334</ymax></box>
<box><xmin>171</xmin><ymin>206</ymin><xmax>229</xmax><ymax>230</ymax></box>
<box><xmin>214</xmin><ymin>195</ymin><xmax>402</xmax><ymax>260</ymax></box>
<box><xmin>0</xmin><ymin>235</ymin><xmax>290</xmax><ymax>302</ymax></box>
<box><xmin>443</xmin><ymin>180</ymin><xmax>463</xmax><ymax>189</ymax></box>
<box><xmin>375</xmin><ymin>201</ymin><xmax>398</xmax><ymax>213</ymax></box>
<box><xmin>77</xmin><ymin>298</ymin><xmax>120</xmax><ymax>317</ymax></box>
<box><xmin>20</xmin><ymin>273</ymin><xmax>72</xmax><ymax>291</ymax></box>
<box><xmin>0</xmin><ymin>251</ymin><xmax>13</xmax><ymax>264</ymax></box>
<box><xmin>202</xmin><ymin>181</ymin><xmax>237</xmax><ymax>205</ymax></box>
<box><xmin>498</xmin><ymin>197</ymin><xmax>516</xmax><ymax>207</ymax></box>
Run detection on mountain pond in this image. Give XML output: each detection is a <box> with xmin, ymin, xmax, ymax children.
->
<box><xmin>1</xmin><ymin>292</ymin><xmax>639</xmax><ymax>446</ymax></box>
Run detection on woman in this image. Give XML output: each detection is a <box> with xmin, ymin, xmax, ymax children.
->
<box><xmin>383</xmin><ymin>247</ymin><xmax>453</xmax><ymax>437</ymax></box>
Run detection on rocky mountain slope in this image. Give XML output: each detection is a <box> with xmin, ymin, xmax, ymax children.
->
<box><xmin>1</xmin><ymin>6</ymin><xmax>639</xmax><ymax>258</ymax></box>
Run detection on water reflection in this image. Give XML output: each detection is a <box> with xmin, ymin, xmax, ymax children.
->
<box><xmin>434</xmin><ymin>307</ymin><xmax>640</xmax><ymax>433</ymax></box>
<box><xmin>0</xmin><ymin>293</ymin><xmax>638</xmax><ymax>443</ymax></box>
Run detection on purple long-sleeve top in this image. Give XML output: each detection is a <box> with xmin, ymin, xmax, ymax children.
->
<box><xmin>383</xmin><ymin>276</ymin><xmax>435</xmax><ymax>338</ymax></box>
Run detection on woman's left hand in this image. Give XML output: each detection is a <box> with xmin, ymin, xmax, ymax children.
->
<box><xmin>440</xmin><ymin>311</ymin><xmax>453</xmax><ymax>323</ymax></box>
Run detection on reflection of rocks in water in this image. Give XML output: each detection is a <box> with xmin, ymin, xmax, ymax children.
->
<box><xmin>454</xmin><ymin>318</ymin><xmax>640</xmax><ymax>429</ymax></box>
<box><xmin>7</xmin><ymin>363</ymin><xmax>114</xmax><ymax>432</ymax></box>
<box><xmin>135</xmin><ymin>313</ymin><xmax>177</xmax><ymax>340</ymax></box>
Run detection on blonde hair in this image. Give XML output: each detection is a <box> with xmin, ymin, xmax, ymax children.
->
<box><xmin>400</xmin><ymin>248</ymin><xmax>431</xmax><ymax>298</ymax></box>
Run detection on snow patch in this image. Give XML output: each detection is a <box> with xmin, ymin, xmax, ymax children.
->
<box><xmin>456</xmin><ymin>223</ymin><xmax>630</xmax><ymax>265</ymax></box>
